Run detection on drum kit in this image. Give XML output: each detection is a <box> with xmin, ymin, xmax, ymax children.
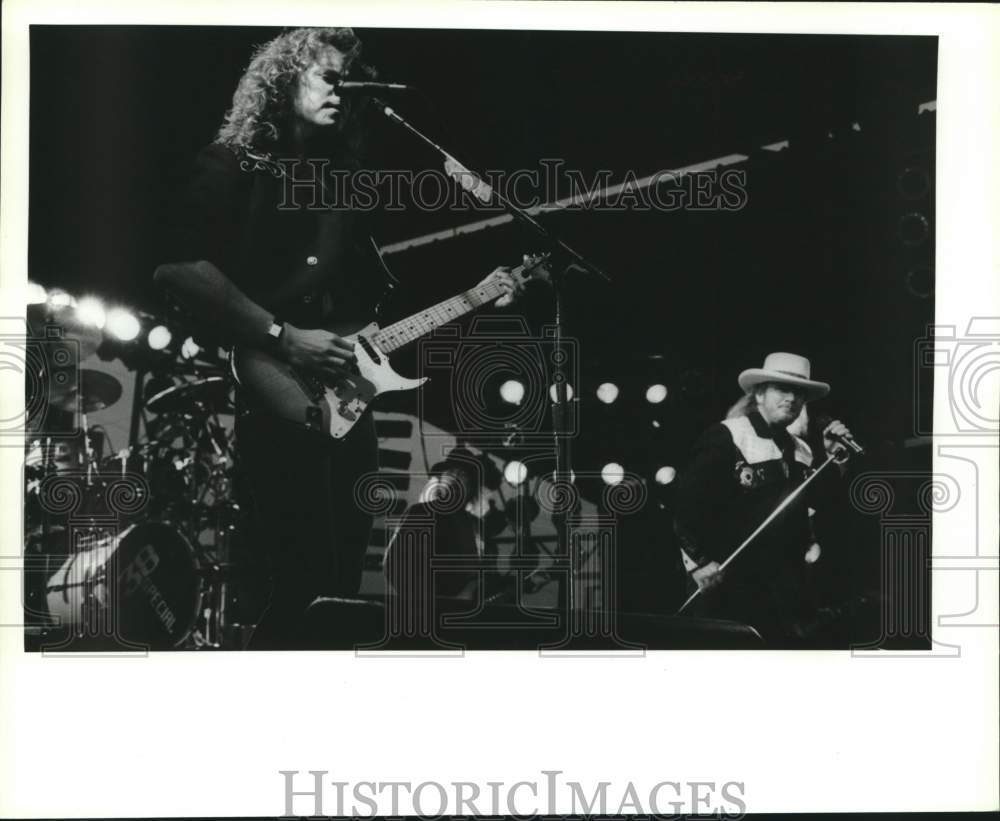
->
<box><xmin>24</xmin><ymin>330</ymin><xmax>253</xmax><ymax>650</ymax></box>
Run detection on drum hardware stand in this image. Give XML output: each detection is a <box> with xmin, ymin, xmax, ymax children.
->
<box><xmin>131</xmin><ymin>368</ymin><xmax>242</xmax><ymax>648</ymax></box>
<box><xmin>128</xmin><ymin>367</ymin><xmax>147</xmax><ymax>448</ymax></box>
<box><xmin>188</xmin><ymin>413</ymin><xmax>238</xmax><ymax>649</ymax></box>
<box><xmin>80</xmin><ymin>409</ymin><xmax>94</xmax><ymax>486</ymax></box>
<box><xmin>189</xmin><ymin>499</ymin><xmax>240</xmax><ymax>649</ymax></box>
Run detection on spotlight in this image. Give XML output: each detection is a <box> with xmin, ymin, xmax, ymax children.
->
<box><xmin>504</xmin><ymin>460</ymin><xmax>528</xmax><ymax>486</ymax></box>
<box><xmin>180</xmin><ymin>336</ymin><xmax>201</xmax><ymax>360</ymax></box>
<box><xmin>651</xmin><ymin>420</ymin><xmax>661</xmax><ymax>429</ymax></box>
<box><xmin>48</xmin><ymin>290</ymin><xmax>76</xmax><ymax>309</ymax></box>
<box><xmin>601</xmin><ymin>462</ymin><xmax>625</xmax><ymax>486</ymax></box>
<box><xmin>549</xmin><ymin>382</ymin><xmax>574</xmax><ymax>403</ymax></box>
<box><xmin>646</xmin><ymin>383</ymin><xmax>668</xmax><ymax>404</ymax></box>
<box><xmin>596</xmin><ymin>382</ymin><xmax>619</xmax><ymax>404</ymax></box>
<box><xmin>26</xmin><ymin>282</ymin><xmax>48</xmax><ymax>305</ymax></box>
<box><xmin>655</xmin><ymin>466</ymin><xmax>677</xmax><ymax>485</ymax></box>
<box><xmin>105</xmin><ymin>308</ymin><xmax>140</xmax><ymax>341</ymax></box>
<box><xmin>75</xmin><ymin>297</ymin><xmax>106</xmax><ymax>330</ymax></box>
<box><xmin>499</xmin><ymin>379</ymin><xmax>525</xmax><ymax>405</ymax></box>
<box><xmin>148</xmin><ymin>325</ymin><xmax>172</xmax><ymax>351</ymax></box>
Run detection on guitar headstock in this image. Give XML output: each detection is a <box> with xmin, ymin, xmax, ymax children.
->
<box><xmin>517</xmin><ymin>252</ymin><xmax>552</xmax><ymax>284</ymax></box>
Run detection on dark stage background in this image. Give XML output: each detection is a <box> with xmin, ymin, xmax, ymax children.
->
<box><xmin>28</xmin><ymin>26</ymin><xmax>937</xmax><ymax>432</ymax></box>
<box><xmin>27</xmin><ymin>27</ymin><xmax>938</xmax><ymax>639</ymax></box>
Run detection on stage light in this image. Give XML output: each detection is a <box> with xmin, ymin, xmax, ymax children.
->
<box><xmin>180</xmin><ymin>336</ymin><xmax>201</xmax><ymax>360</ymax></box>
<box><xmin>500</xmin><ymin>379</ymin><xmax>525</xmax><ymax>405</ymax></box>
<box><xmin>504</xmin><ymin>460</ymin><xmax>528</xmax><ymax>486</ymax></box>
<box><xmin>601</xmin><ymin>462</ymin><xmax>625</xmax><ymax>486</ymax></box>
<box><xmin>148</xmin><ymin>325</ymin><xmax>172</xmax><ymax>351</ymax></box>
<box><xmin>105</xmin><ymin>308</ymin><xmax>140</xmax><ymax>341</ymax></box>
<box><xmin>27</xmin><ymin>282</ymin><xmax>48</xmax><ymax>305</ymax></box>
<box><xmin>651</xmin><ymin>420</ymin><xmax>661</xmax><ymax>429</ymax></box>
<box><xmin>596</xmin><ymin>382</ymin><xmax>619</xmax><ymax>404</ymax></box>
<box><xmin>655</xmin><ymin>466</ymin><xmax>677</xmax><ymax>485</ymax></box>
<box><xmin>549</xmin><ymin>382</ymin><xmax>574</xmax><ymax>403</ymax></box>
<box><xmin>646</xmin><ymin>383</ymin><xmax>668</xmax><ymax>404</ymax></box>
<box><xmin>48</xmin><ymin>290</ymin><xmax>76</xmax><ymax>308</ymax></box>
<box><xmin>75</xmin><ymin>297</ymin><xmax>106</xmax><ymax>329</ymax></box>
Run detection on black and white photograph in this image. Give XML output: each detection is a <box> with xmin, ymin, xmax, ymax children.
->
<box><xmin>19</xmin><ymin>24</ymin><xmax>943</xmax><ymax>653</ymax></box>
<box><xmin>1</xmin><ymin>1</ymin><xmax>997</xmax><ymax>817</ymax></box>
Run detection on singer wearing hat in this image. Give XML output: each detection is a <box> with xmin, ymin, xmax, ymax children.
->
<box><xmin>672</xmin><ymin>352</ymin><xmax>854</xmax><ymax>643</ymax></box>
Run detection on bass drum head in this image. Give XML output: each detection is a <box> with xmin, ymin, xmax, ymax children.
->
<box><xmin>45</xmin><ymin>522</ymin><xmax>202</xmax><ymax>650</ymax></box>
<box><xmin>114</xmin><ymin>522</ymin><xmax>202</xmax><ymax>649</ymax></box>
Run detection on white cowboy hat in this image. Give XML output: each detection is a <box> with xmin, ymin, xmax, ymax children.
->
<box><xmin>738</xmin><ymin>352</ymin><xmax>830</xmax><ymax>400</ymax></box>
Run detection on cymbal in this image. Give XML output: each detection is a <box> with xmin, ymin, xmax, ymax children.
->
<box><xmin>26</xmin><ymin>303</ymin><xmax>103</xmax><ymax>361</ymax></box>
<box><xmin>146</xmin><ymin>375</ymin><xmax>233</xmax><ymax>415</ymax></box>
<box><xmin>50</xmin><ymin>369</ymin><xmax>123</xmax><ymax>413</ymax></box>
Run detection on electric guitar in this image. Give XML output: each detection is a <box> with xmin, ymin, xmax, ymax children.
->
<box><xmin>230</xmin><ymin>254</ymin><xmax>551</xmax><ymax>439</ymax></box>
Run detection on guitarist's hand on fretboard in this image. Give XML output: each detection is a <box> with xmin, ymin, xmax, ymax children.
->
<box><xmin>478</xmin><ymin>265</ymin><xmax>524</xmax><ymax>308</ymax></box>
<box><xmin>281</xmin><ymin>324</ymin><xmax>358</xmax><ymax>382</ymax></box>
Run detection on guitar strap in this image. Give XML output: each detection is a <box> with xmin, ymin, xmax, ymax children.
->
<box><xmin>368</xmin><ymin>235</ymin><xmax>401</xmax><ymax>318</ymax></box>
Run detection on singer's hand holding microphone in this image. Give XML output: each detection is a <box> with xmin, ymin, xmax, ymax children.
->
<box><xmin>820</xmin><ymin>417</ymin><xmax>864</xmax><ymax>463</ymax></box>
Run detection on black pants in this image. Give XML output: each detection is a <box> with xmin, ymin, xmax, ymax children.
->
<box><xmin>235</xmin><ymin>409</ymin><xmax>378</xmax><ymax>649</ymax></box>
<box><xmin>688</xmin><ymin>560</ymin><xmax>820</xmax><ymax>646</ymax></box>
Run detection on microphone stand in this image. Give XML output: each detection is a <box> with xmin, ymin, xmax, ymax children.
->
<box><xmin>675</xmin><ymin>452</ymin><xmax>847</xmax><ymax>615</ymax></box>
<box><xmin>372</xmin><ymin>99</ymin><xmax>613</xmax><ymax>614</ymax></box>
<box><xmin>373</xmin><ymin>100</ymin><xmax>612</xmax><ymax>284</ymax></box>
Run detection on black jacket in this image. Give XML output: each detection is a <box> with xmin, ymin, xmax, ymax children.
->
<box><xmin>673</xmin><ymin>411</ymin><xmax>834</xmax><ymax>580</ymax></box>
<box><xmin>171</xmin><ymin>142</ymin><xmax>391</xmax><ymax>333</ymax></box>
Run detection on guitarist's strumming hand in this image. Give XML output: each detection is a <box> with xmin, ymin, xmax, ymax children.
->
<box><xmin>278</xmin><ymin>324</ymin><xmax>358</xmax><ymax>382</ymax></box>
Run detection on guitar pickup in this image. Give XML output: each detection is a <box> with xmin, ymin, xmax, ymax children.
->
<box><xmin>356</xmin><ymin>334</ymin><xmax>382</xmax><ymax>365</ymax></box>
<box><xmin>337</xmin><ymin>400</ymin><xmax>358</xmax><ymax>422</ymax></box>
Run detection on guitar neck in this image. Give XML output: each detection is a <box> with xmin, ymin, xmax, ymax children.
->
<box><xmin>372</xmin><ymin>266</ymin><xmax>524</xmax><ymax>353</ymax></box>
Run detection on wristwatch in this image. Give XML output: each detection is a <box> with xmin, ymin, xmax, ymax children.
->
<box><xmin>265</xmin><ymin>319</ymin><xmax>285</xmax><ymax>352</ymax></box>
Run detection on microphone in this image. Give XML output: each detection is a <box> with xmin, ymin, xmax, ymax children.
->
<box><xmin>816</xmin><ymin>414</ymin><xmax>866</xmax><ymax>457</ymax></box>
<box><xmin>335</xmin><ymin>81</ymin><xmax>415</xmax><ymax>94</ymax></box>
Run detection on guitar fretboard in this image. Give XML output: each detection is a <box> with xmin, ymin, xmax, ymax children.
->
<box><xmin>372</xmin><ymin>266</ymin><xmax>525</xmax><ymax>353</ymax></box>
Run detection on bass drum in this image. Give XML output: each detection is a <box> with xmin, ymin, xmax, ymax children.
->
<box><xmin>45</xmin><ymin>522</ymin><xmax>203</xmax><ymax>649</ymax></box>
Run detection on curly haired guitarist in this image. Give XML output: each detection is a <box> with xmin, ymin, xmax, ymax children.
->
<box><xmin>155</xmin><ymin>28</ymin><xmax>521</xmax><ymax>647</ymax></box>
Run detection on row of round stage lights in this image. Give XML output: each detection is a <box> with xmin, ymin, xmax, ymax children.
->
<box><xmin>27</xmin><ymin>283</ymin><xmax>200</xmax><ymax>358</ymax></box>
<box><xmin>499</xmin><ymin>379</ymin><xmax>669</xmax><ymax>407</ymax></box>
<box><xmin>498</xmin><ymin>378</ymin><xmax>676</xmax><ymax>489</ymax></box>
<box><xmin>501</xmin><ymin>459</ymin><xmax>677</xmax><ymax>488</ymax></box>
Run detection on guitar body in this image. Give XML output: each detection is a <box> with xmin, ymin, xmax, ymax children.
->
<box><xmin>230</xmin><ymin>321</ymin><xmax>427</xmax><ymax>439</ymax></box>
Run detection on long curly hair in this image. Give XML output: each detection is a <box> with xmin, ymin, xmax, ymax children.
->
<box><xmin>216</xmin><ymin>27</ymin><xmax>374</xmax><ymax>158</ymax></box>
